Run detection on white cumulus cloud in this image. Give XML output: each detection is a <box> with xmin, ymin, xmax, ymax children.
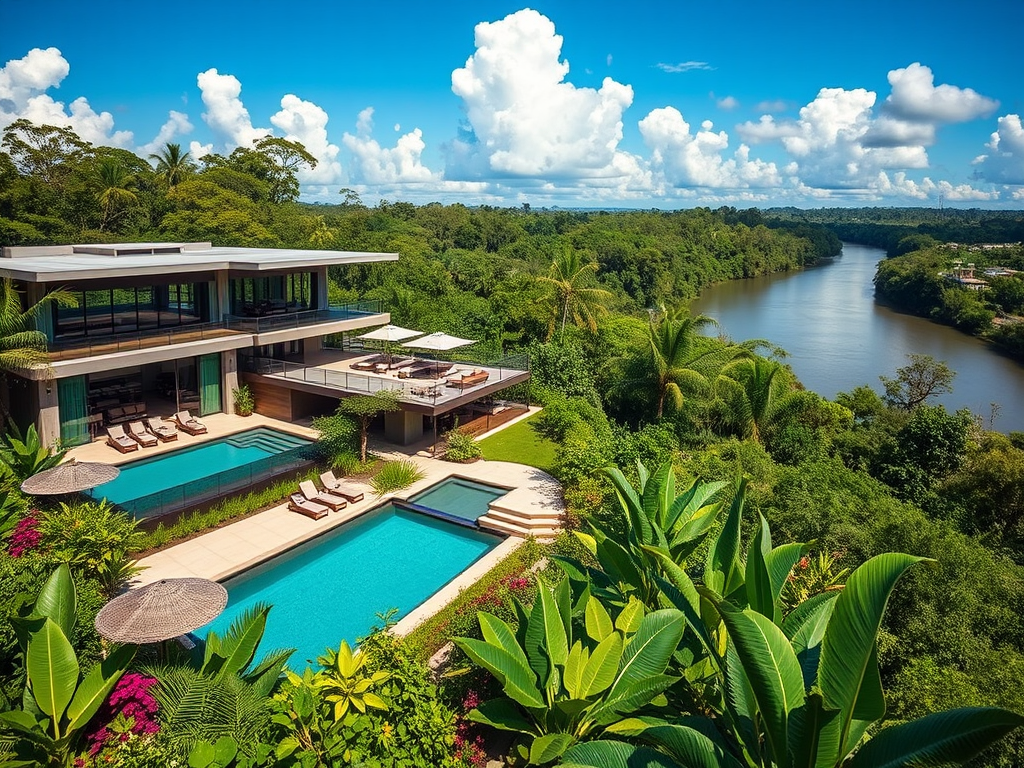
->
<box><xmin>975</xmin><ymin>114</ymin><xmax>1024</xmax><ymax>185</ymax></box>
<box><xmin>196</xmin><ymin>68</ymin><xmax>270</xmax><ymax>150</ymax></box>
<box><xmin>882</xmin><ymin>62</ymin><xmax>998</xmax><ymax>123</ymax></box>
<box><xmin>343</xmin><ymin>106</ymin><xmax>434</xmax><ymax>185</ymax></box>
<box><xmin>716</xmin><ymin>95</ymin><xmax>739</xmax><ymax>110</ymax></box>
<box><xmin>447</xmin><ymin>9</ymin><xmax>639</xmax><ymax>181</ymax></box>
<box><xmin>137</xmin><ymin>110</ymin><xmax>194</xmax><ymax>156</ymax></box>
<box><xmin>270</xmin><ymin>93</ymin><xmax>344</xmax><ymax>185</ymax></box>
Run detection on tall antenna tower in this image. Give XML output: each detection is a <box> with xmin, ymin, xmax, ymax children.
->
<box><xmin>938</xmin><ymin>192</ymin><xmax>944</xmax><ymax>211</ymax></box>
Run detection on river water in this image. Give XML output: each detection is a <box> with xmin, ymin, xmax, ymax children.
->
<box><xmin>690</xmin><ymin>242</ymin><xmax>1024</xmax><ymax>433</ymax></box>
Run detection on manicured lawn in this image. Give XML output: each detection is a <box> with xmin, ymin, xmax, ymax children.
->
<box><xmin>478</xmin><ymin>412</ymin><xmax>557</xmax><ymax>473</ymax></box>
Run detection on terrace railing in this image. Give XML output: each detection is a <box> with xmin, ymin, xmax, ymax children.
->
<box><xmin>240</xmin><ymin>351</ymin><xmax>529</xmax><ymax>407</ymax></box>
<box><xmin>113</xmin><ymin>442</ymin><xmax>316</xmax><ymax>520</ymax></box>
<box><xmin>48</xmin><ymin>321</ymin><xmax>243</xmax><ymax>361</ymax></box>
<box><xmin>225</xmin><ymin>300</ymin><xmax>383</xmax><ymax>334</ymax></box>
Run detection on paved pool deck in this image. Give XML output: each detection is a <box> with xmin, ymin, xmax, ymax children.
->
<box><xmin>132</xmin><ymin>413</ymin><xmax>564</xmax><ymax>636</ymax></box>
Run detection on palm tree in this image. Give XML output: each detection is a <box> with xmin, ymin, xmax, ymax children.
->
<box><xmin>93</xmin><ymin>157</ymin><xmax>138</xmax><ymax>231</ymax></box>
<box><xmin>0</xmin><ymin>279</ymin><xmax>75</xmax><ymax>425</ymax></box>
<box><xmin>645</xmin><ymin>307</ymin><xmax>744</xmax><ymax>419</ymax></box>
<box><xmin>537</xmin><ymin>247</ymin><xmax>613</xmax><ymax>340</ymax></box>
<box><xmin>149</xmin><ymin>142</ymin><xmax>195</xmax><ymax>188</ymax></box>
<box><xmin>718</xmin><ymin>355</ymin><xmax>795</xmax><ymax>442</ymax></box>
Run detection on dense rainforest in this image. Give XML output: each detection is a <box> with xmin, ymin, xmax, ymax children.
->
<box><xmin>1</xmin><ymin>120</ymin><xmax>1023</xmax><ymax>766</ymax></box>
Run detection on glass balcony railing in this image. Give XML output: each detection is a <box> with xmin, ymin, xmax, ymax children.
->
<box><xmin>47</xmin><ymin>321</ymin><xmax>246</xmax><ymax>361</ymax></box>
<box><xmin>225</xmin><ymin>300</ymin><xmax>384</xmax><ymax>334</ymax></box>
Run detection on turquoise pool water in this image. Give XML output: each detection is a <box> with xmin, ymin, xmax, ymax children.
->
<box><xmin>408</xmin><ymin>477</ymin><xmax>508</xmax><ymax>521</ymax></box>
<box><xmin>198</xmin><ymin>505</ymin><xmax>501</xmax><ymax>667</ymax></box>
<box><xmin>90</xmin><ymin>427</ymin><xmax>312</xmax><ymax>517</ymax></box>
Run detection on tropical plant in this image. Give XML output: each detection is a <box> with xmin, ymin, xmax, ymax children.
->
<box><xmin>0</xmin><ymin>565</ymin><xmax>136</xmax><ymax>767</ymax></box>
<box><xmin>559</xmin><ymin>537</ymin><xmax>1024</xmax><ymax>768</ymax></box>
<box><xmin>0</xmin><ymin>422</ymin><xmax>66</xmax><ymax>482</ymax></box>
<box><xmin>537</xmin><ymin>247</ymin><xmax>613</xmax><ymax>341</ymax></box>
<box><xmin>232</xmin><ymin>384</ymin><xmax>255</xmax><ymax>417</ymax></box>
<box><xmin>92</xmin><ymin>156</ymin><xmax>138</xmax><ymax>231</ymax></box>
<box><xmin>641</xmin><ymin>307</ymin><xmax>747</xmax><ymax>419</ymax></box>
<box><xmin>370</xmin><ymin>459</ymin><xmax>425</xmax><ymax>496</ymax></box>
<box><xmin>455</xmin><ymin>576</ymin><xmax>685</xmax><ymax>765</ymax></box>
<box><xmin>149</xmin><ymin>142</ymin><xmax>196</xmax><ymax>188</ymax></box>
<box><xmin>717</xmin><ymin>355</ymin><xmax>797</xmax><ymax>442</ymax></box>
<box><xmin>554</xmin><ymin>461</ymin><xmax>729</xmax><ymax>610</ymax></box>
<box><xmin>0</xmin><ymin>480</ymin><xmax>27</xmax><ymax>540</ymax></box>
<box><xmin>148</xmin><ymin>603</ymin><xmax>293</xmax><ymax>761</ymax></box>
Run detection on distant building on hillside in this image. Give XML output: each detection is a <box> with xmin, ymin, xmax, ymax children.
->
<box><xmin>943</xmin><ymin>260</ymin><xmax>989</xmax><ymax>291</ymax></box>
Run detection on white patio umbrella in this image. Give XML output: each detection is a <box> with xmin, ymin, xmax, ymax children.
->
<box><xmin>400</xmin><ymin>331</ymin><xmax>476</xmax><ymax>351</ymax></box>
<box><xmin>357</xmin><ymin>325</ymin><xmax>423</xmax><ymax>363</ymax></box>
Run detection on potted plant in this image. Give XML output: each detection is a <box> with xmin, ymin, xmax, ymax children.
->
<box><xmin>232</xmin><ymin>384</ymin><xmax>255</xmax><ymax>417</ymax></box>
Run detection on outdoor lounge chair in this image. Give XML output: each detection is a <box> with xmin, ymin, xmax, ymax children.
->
<box><xmin>127</xmin><ymin>420</ymin><xmax>158</xmax><ymax>447</ymax></box>
<box><xmin>318</xmin><ymin>471</ymin><xmax>366</xmax><ymax>503</ymax></box>
<box><xmin>299</xmin><ymin>480</ymin><xmax>348</xmax><ymax>512</ymax></box>
<box><xmin>106</xmin><ymin>425</ymin><xmax>139</xmax><ymax>453</ymax></box>
<box><xmin>174</xmin><ymin>410</ymin><xmax>207</xmax><ymax>435</ymax></box>
<box><xmin>446</xmin><ymin>369</ymin><xmax>489</xmax><ymax>389</ymax></box>
<box><xmin>146</xmin><ymin>417</ymin><xmax>178</xmax><ymax>442</ymax></box>
<box><xmin>396</xmin><ymin>359</ymin><xmax>435</xmax><ymax>379</ymax></box>
<box><xmin>351</xmin><ymin>354</ymin><xmax>386</xmax><ymax>371</ymax></box>
<box><xmin>288</xmin><ymin>493</ymin><xmax>329</xmax><ymax>520</ymax></box>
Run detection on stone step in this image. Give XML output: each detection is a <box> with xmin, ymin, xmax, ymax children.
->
<box><xmin>483</xmin><ymin>507</ymin><xmax>563</xmax><ymax>529</ymax></box>
<box><xmin>478</xmin><ymin>514</ymin><xmax>559</xmax><ymax>540</ymax></box>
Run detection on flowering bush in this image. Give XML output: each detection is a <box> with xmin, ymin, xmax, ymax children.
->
<box><xmin>8</xmin><ymin>510</ymin><xmax>41</xmax><ymax>557</ymax></box>
<box><xmin>84</xmin><ymin>673</ymin><xmax>160</xmax><ymax>758</ymax></box>
<box><xmin>453</xmin><ymin>689</ymin><xmax>488</xmax><ymax>768</ymax></box>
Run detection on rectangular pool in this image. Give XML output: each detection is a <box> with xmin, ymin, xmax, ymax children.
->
<box><xmin>91</xmin><ymin>427</ymin><xmax>313</xmax><ymax>519</ymax></box>
<box><xmin>197</xmin><ymin>505</ymin><xmax>502</xmax><ymax>667</ymax></box>
<box><xmin>408</xmin><ymin>477</ymin><xmax>509</xmax><ymax>521</ymax></box>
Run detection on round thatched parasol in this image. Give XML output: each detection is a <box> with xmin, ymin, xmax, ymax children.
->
<box><xmin>20</xmin><ymin>459</ymin><xmax>120</xmax><ymax>495</ymax></box>
<box><xmin>94</xmin><ymin>578</ymin><xmax>228</xmax><ymax>644</ymax></box>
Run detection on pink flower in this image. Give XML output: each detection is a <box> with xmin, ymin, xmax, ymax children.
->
<box><xmin>8</xmin><ymin>512</ymin><xmax>42</xmax><ymax>558</ymax></box>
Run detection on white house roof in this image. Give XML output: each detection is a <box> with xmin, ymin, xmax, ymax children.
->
<box><xmin>0</xmin><ymin>242</ymin><xmax>399</xmax><ymax>283</ymax></box>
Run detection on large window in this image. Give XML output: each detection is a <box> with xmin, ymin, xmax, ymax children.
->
<box><xmin>230</xmin><ymin>272</ymin><xmax>315</xmax><ymax>317</ymax></box>
<box><xmin>53</xmin><ymin>282</ymin><xmax>209</xmax><ymax>339</ymax></box>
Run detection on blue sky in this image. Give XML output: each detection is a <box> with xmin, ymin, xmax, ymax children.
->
<box><xmin>2</xmin><ymin>0</ymin><xmax>1022</xmax><ymax>208</ymax></box>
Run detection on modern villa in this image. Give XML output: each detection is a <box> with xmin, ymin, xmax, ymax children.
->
<box><xmin>0</xmin><ymin>241</ymin><xmax>530</xmax><ymax>452</ymax></box>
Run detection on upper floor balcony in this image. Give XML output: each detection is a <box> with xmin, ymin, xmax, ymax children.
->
<box><xmin>224</xmin><ymin>300</ymin><xmax>385</xmax><ymax>334</ymax></box>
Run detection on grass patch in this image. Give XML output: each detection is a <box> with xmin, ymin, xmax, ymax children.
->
<box><xmin>370</xmin><ymin>459</ymin><xmax>425</xmax><ymax>496</ymax></box>
<box><xmin>477</xmin><ymin>413</ymin><xmax>557</xmax><ymax>472</ymax></box>
<box><xmin>404</xmin><ymin>538</ymin><xmax>547</xmax><ymax>661</ymax></box>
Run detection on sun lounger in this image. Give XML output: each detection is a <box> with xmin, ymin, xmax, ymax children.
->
<box><xmin>351</xmin><ymin>354</ymin><xmax>386</xmax><ymax>371</ymax></box>
<box><xmin>445</xmin><ymin>369</ymin><xmax>489</xmax><ymax>389</ymax></box>
<box><xmin>174</xmin><ymin>410</ymin><xmax>207</xmax><ymax>435</ymax></box>
<box><xmin>106</xmin><ymin>425</ymin><xmax>139</xmax><ymax>453</ymax></box>
<box><xmin>127</xmin><ymin>420</ymin><xmax>158</xmax><ymax>447</ymax></box>
<box><xmin>146</xmin><ymin>417</ymin><xmax>178</xmax><ymax>442</ymax></box>
<box><xmin>319</xmin><ymin>471</ymin><xmax>366</xmax><ymax>503</ymax></box>
<box><xmin>288</xmin><ymin>493</ymin><xmax>329</xmax><ymax>520</ymax></box>
<box><xmin>299</xmin><ymin>480</ymin><xmax>348</xmax><ymax>511</ymax></box>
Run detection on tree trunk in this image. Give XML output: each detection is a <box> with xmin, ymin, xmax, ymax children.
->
<box><xmin>360</xmin><ymin>416</ymin><xmax>369</xmax><ymax>463</ymax></box>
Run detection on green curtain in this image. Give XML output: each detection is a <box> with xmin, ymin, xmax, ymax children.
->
<box><xmin>199</xmin><ymin>353</ymin><xmax>222</xmax><ymax>416</ymax></box>
<box><xmin>58</xmin><ymin>375</ymin><xmax>89</xmax><ymax>446</ymax></box>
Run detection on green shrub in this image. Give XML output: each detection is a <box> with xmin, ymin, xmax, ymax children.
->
<box><xmin>0</xmin><ymin>423</ymin><xmax>65</xmax><ymax>482</ymax></box>
<box><xmin>444</xmin><ymin>430</ymin><xmax>482</xmax><ymax>462</ymax></box>
<box><xmin>370</xmin><ymin>460</ymin><xmax>425</xmax><ymax>496</ymax></box>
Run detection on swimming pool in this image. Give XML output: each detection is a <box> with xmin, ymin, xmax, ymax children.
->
<box><xmin>91</xmin><ymin>427</ymin><xmax>313</xmax><ymax>519</ymax></box>
<box><xmin>407</xmin><ymin>477</ymin><xmax>509</xmax><ymax>521</ymax></box>
<box><xmin>197</xmin><ymin>504</ymin><xmax>502</xmax><ymax>666</ymax></box>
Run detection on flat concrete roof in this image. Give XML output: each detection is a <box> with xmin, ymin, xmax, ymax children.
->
<box><xmin>0</xmin><ymin>242</ymin><xmax>399</xmax><ymax>283</ymax></box>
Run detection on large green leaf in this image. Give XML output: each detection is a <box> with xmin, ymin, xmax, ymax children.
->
<box><xmin>817</xmin><ymin>553</ymin><xmax>927</xmax><ymax>762</ymax></box>
<box><xmin>26</xmin><ymin>618</ymin><xmax>78</xmax><ymax>726</ymax></box>
<box><xmin>455</xmin><ymin>638</ymin><xmax>544</xmax><ymax>708</ymax></box>
<box><xmin>590</xmin><ymin>674</ymin><xmax>679</xmax><ymax>723</ymax></box>
<box><xmin>788</xmin><ymin>691</ymin><xmax>840</xmax><ymax>768</ymax></box>
<box><xmin>765</xmin><ymin>542</ymin><xmax>809</xmax><ymax>612</ymax></box>
<box><xmin>524</xmin><ymin>588</ymin><xmax>554</xmax><ymax>688</ymax></box>
<box><xmin>563</xmin><ymin>641</ymin><xmax>585</xmax><ymax>699</ymax></box>
<box><xmin>480</xmin><ymin>612</ymin><xmax>533</xmax><ymax>677</ymax></box>
<box><xmin>33</xmin><ymin>565</ymin><xmax>76</xmax><ymax>640</ymax></box>
<box><xmin>640</xmin><ymin>462</ymin><xmax>674</xmax><ymax>533</ymax></box>
<box><xmin>847</xmin><ymin>707</ymin><xmax>1024</xmax><ymax>768</ymax></box>
<box><xmin>65</xmin><ymin>643</ymin><xmax>136</xmax><ymax>731</ymax></box>
<box><xmin>744</xmin><ymin>514</ymin><xmax>775</xmax><ymax>620</ymax></box>
<box><xmin>580</xmin><ymin>631</ymin><xmax>622</xmax><ymax>697</ymax></box>
<box><xmin>724</xmin><ymin>643</ymin><xmax>760</xmax><ymax>760</ymax></box>
<box><xmin>789</xmin><ymin>595</ymin><xmax>837</xmax><ymax>689</ymax></box>
<box><xmin>782</xmin><ymin>591</ymin><xmax>839</xmax><ymax>640</ymax></box>
<box><xmin>561</xmin><ymin>739</ymin><xmax>682</xmax><ymax>768</ymax></box>
<box><xmin>529</xmin><ymin>732</ymin><xmax>576</xmax><ymax>765</ymax></box>
<box><xmin>466</xmin><ymin>698</ymin><xmax>537</xmax><ymax>735</ymax></box>
<box><xmin>596</xmin><ymin>536</ymin><xmax>646</xmax><ymax>598</ymax></box>
<box><xmin>636</xmin><ymin>722</ymin><xmax>745</xmax><ymax>768</ymax></box>
<box><xmin>537</xmin><ymin>583</ymin><xmax>569</xmax><ymax>670</ymax></box>
<box><xmin>718</xmin><ymin>604</ymin><xmax>805</xmax><ymax>768</ymax></box>
<box><xmin>585</xmin><ymin>594</ymin><xmax>614</xmax><ymax>642</ymax></box>
<box><xmin>603</xmin><ymin>466</ymin><xmax>652</xmax><ymax>546</ymax></box>
<box><xmin>206</xmin><ymin>604</ymin><xmax>270</xmax><ymax>679</ymax></box>
<box><xmin>705</xmin><ymin>478</ymin><xmax>746</xmax><ymax>597</ymax></box>
<box><xmin>608</xmin><ymin>609</ymin><xmax>684</xmax><ymax>700</ymax></box>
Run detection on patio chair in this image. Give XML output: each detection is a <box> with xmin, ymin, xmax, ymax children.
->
<box><xmin>106</xmin><ymin>425</ymin><xmax>139</xmax><ymax>453</ymax></box>
<box><xmin>146</xmin><ymin>417</ymin><xmax>178</xmax><ymax>442</ymax></box>
<box><xmin>174</xmin><ymin>410</ymin><xmax>208</xmax><ymax>435</ymax></box>
<box><xmin>445</xmin><ymin>369</ymin><xmax>489</xmax><ymax>389</ymax></box>
<box><xmin>288</xmin><ymin>493</ymin><xmax>329</xmax><ymax>520</ymax></box>
<box><xmin>127</xmin><ymin>420</ymin><xmax>158</xmax><ymax>447</ymax></box>
<box><xmin>299</xmin><ymin>480</ymin><xmax>348</xmax><ymax>512</ymax></box>
<box><xmin>351</xmin><ymin>354</ymin><xmax>385</xmax><ymax>371</ymax></box>
<box><xmin>319</xmin><ymin>471</ymin><xmax>366</xmax><ymax>503</ymax></box>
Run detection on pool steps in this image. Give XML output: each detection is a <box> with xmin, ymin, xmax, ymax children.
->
<box><xmin>478</xmin><ymin>504</ymin><xmax>561</xmax><ymax>541</ymax></box>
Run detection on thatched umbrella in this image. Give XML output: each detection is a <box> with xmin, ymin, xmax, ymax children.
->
<box><xmin>94</xmin><ymin>577</ymin><xmax>228</xmax><ymax>644</ymax></box>
<box><xmin>20</xmin><ymin>459</ymin><xmax>120</xmax><ymax>496</ymax></box>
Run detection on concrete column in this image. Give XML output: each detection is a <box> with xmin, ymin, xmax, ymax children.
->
<box><xmin>222</xmin><ymin>349</ymin><xmax>238</xmax><ymax>414</ymax></box>
<box><xmin>316</xmin><ymin>266</ymin><xmax>329</xmax><ymax>309</ymax></box>
<box><xmin>384</xmin><ymin>409</ymin><xmax>423</xmax><ymax>445</ymax></box>
<box><xmin>36</xmin><ymin>380</ymin><xmax>60</xmax><ymax>448</ymax></box>
<box><xmin>215</xmin><ymin>271</ymin><xmax>231</xmax><ymax>321</ymax></box>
